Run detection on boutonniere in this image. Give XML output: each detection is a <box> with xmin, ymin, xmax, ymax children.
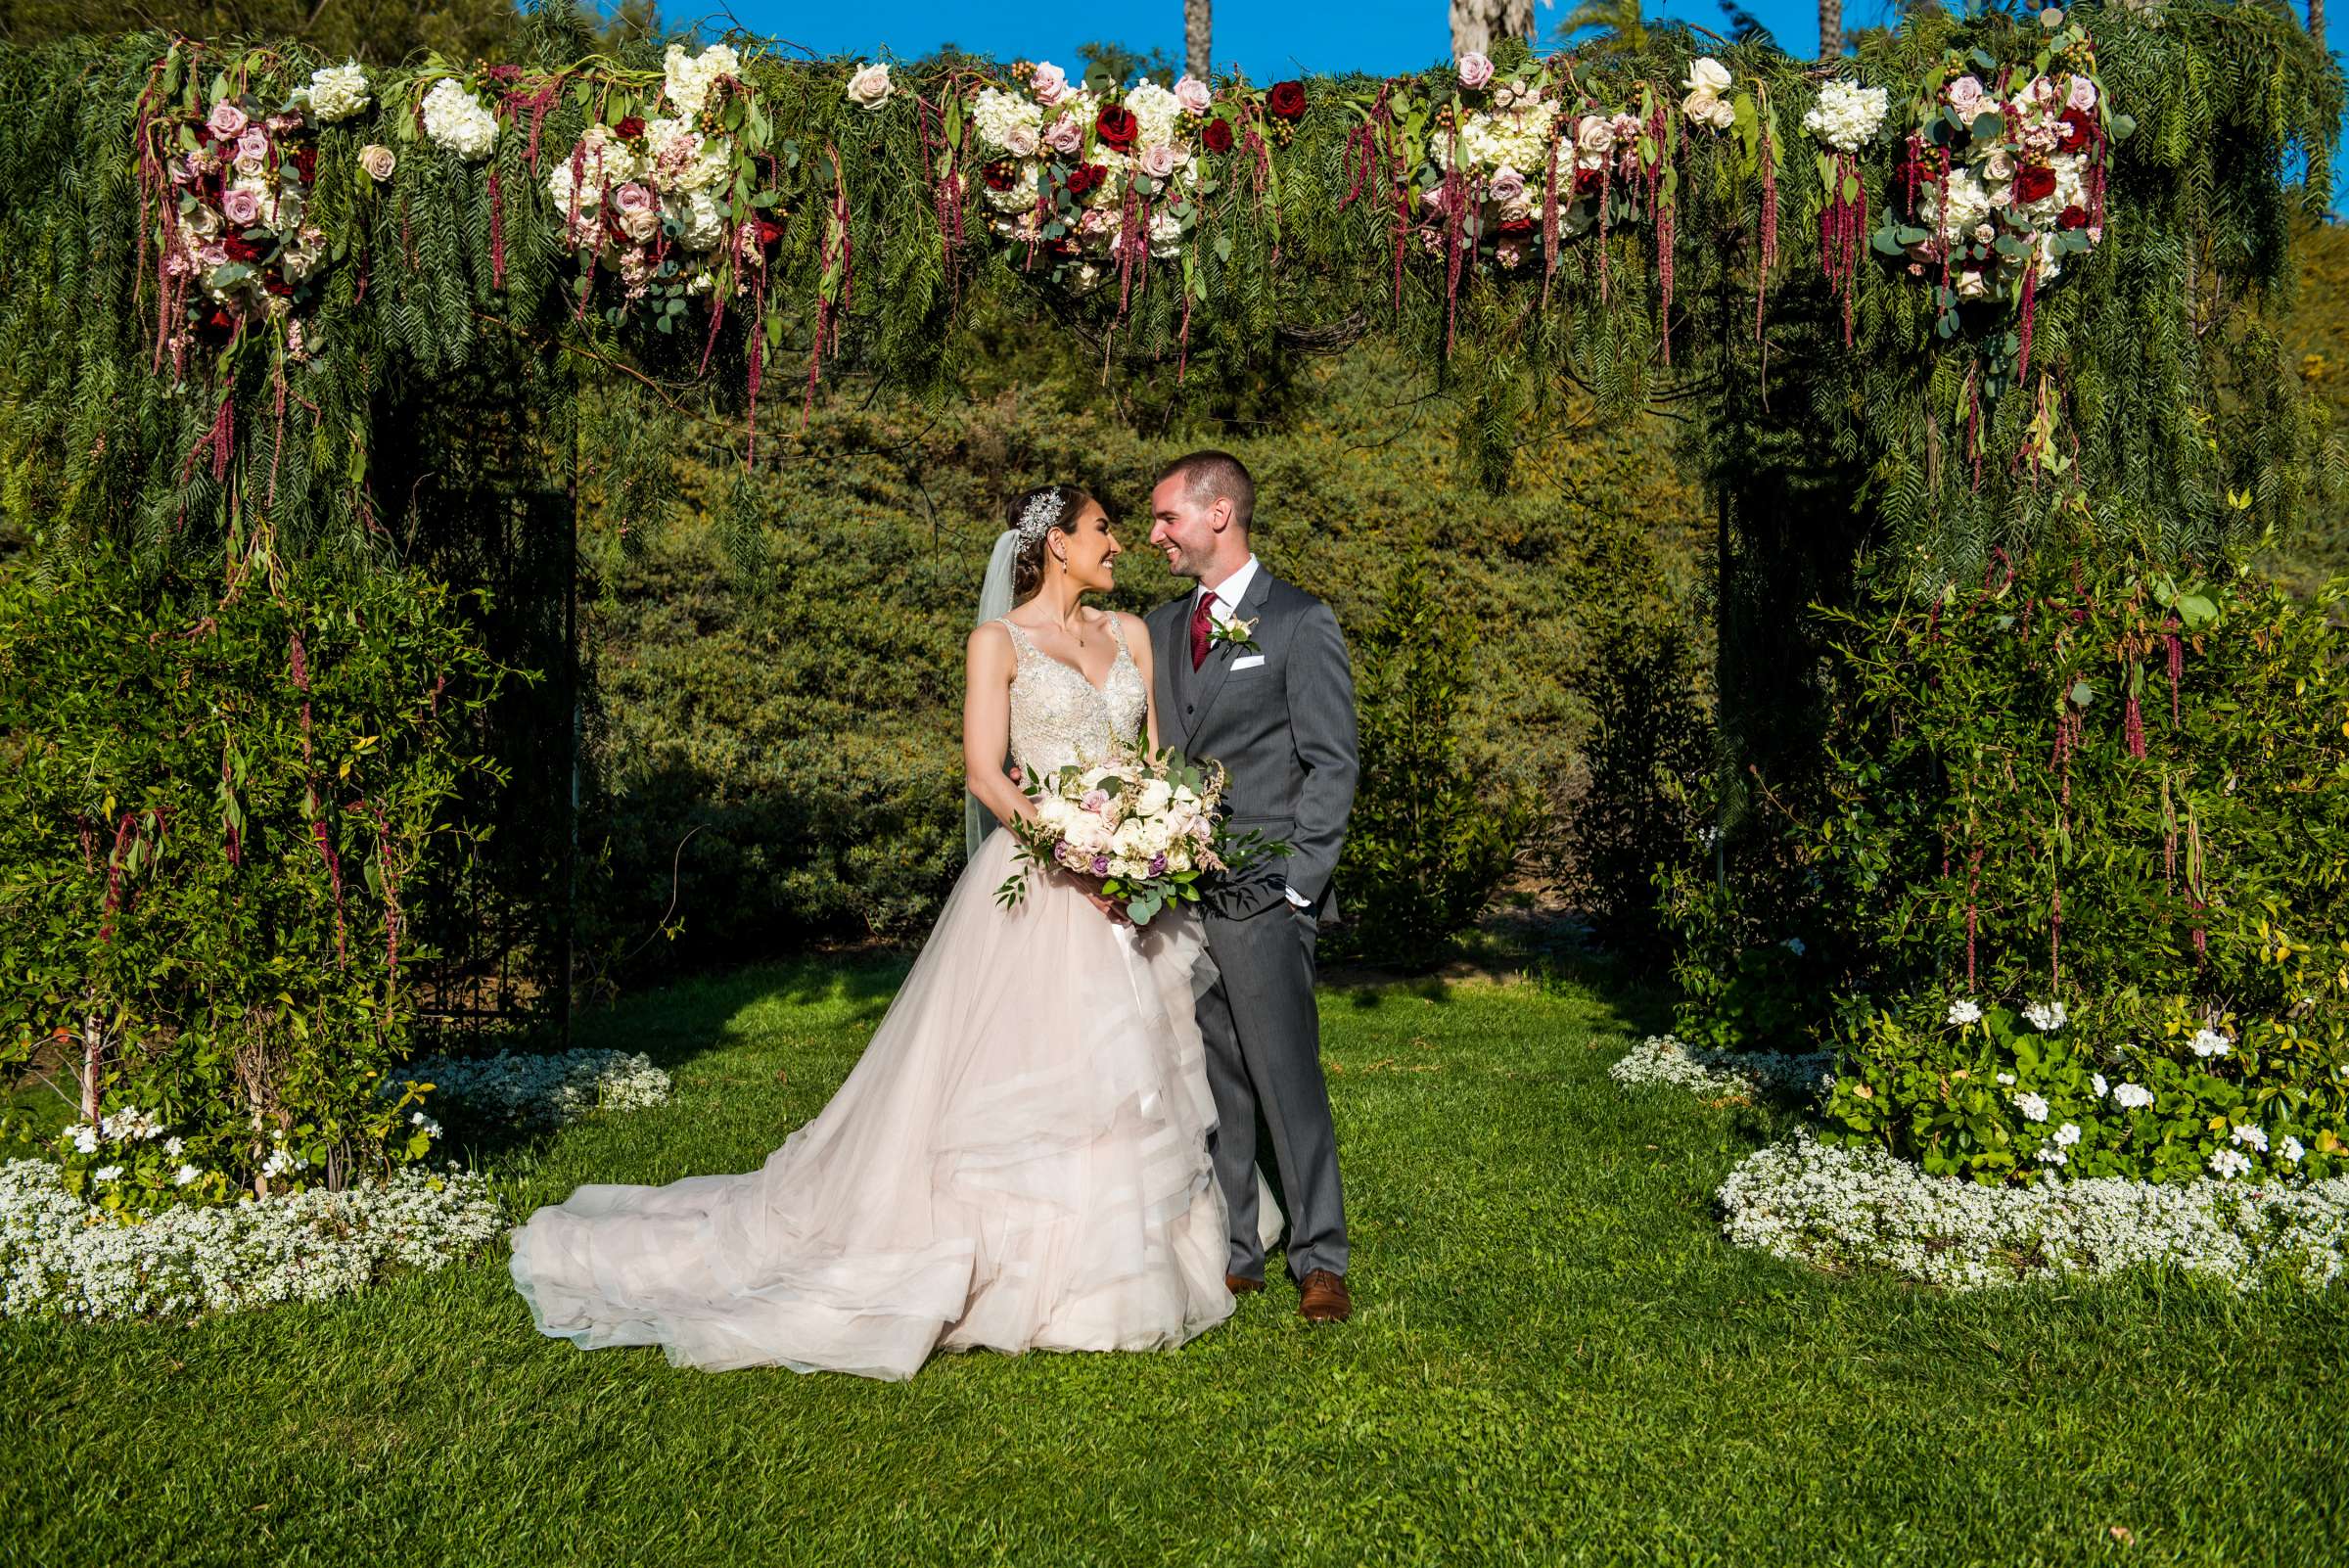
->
<box><xmin>1209</xmin><ymin>615</ymin><xmax>1262</xmax><ymax>656</ymax></box>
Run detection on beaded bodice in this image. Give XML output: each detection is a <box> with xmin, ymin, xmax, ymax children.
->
<box><xmin>999</xmin><ymin>616</ymin><xmax>1147</xmax><ymax>778</ymax></box>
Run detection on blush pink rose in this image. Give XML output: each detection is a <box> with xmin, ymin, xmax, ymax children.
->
<box><xmin>611</xmin><ymin>181</ymin><xmax>661</xmax><ymax>241</ymax></box>
<box><xmin>1136</xmin><ymin>143</ymin><xmax>1179</xmax><ymax>179</ymax></box>
<box><xmin>2065</xmin><ymin>74</ymin><xmax>2096</xmax><ymax>112</ymax></box>
<box><xmin>237</xmin><ymin>128</ymin><xmax>270</xmax><ymax>164</ymax></box>
<box><xmin>1487</xmin><ymin>165</ymin><xmax>1527</xmax><ymax>206</ymax></box>
<box><xmin>1043</xmin><ymin>114</ymin><xmax>1082</xmax><ymax>155</ymax></box>
<box><xmin>1457</xmin><ymin>52</ymin><xmax>1494</xmax><ymax>90</ymax></box>
<box><xmin>1946</xmin><ymin>75</ymin><xmax>1986</xmax><ymax>120</ymax></box>
<box><xmin>221</xmin><ymin>187</ymin><xmax>262</xmax><ymax>226</ymax></box>
<box><xmin>1080</xmin><ymin>788</ymin><xmax>1112</xmax><ymax>814</ymax></box>
<box><xmin>1031</xmin><ymin>62</ymin><xmax>1070</xmax><ymax>106</ymax></box>
<box><xmin>1174</xmin><ymin>75</ymin><xmax>1213</xmax><ymax>115</ymax></box>
<box><xmin>1003</xmin><ymin>124</ymin><xmax>1039</xmax><ymax>158</ymax></box>
<box><xmin>207</xmin><ymin>100</ymin><xmax>249</xmax><ymax>139</ymax></box>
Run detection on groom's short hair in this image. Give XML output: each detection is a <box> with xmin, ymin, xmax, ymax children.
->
<box><xmin>1159</xmin><ymin>450</ymin><xmax>1255</xmax><ymax>531</ymax></box>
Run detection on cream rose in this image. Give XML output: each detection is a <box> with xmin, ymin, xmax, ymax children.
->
<box><xmin>1684</xmin><ymin>57</ymin><xmax>1732</xmax><ymax>96</ymax></box>
<box><xmin>358</xmin><ymin>143</ymin><xmax>395</xmax><ymax>182</ymax></box>
<box><xmin>846</xmin><ymin>63</ymin><xmax>894</xmax><ymax>112</ymax></box>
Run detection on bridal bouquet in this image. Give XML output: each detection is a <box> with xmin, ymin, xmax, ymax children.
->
<box><xmin>994</xmin><ymin>745</ymin><xmax>1279</xmax><ymax>927</ymax></box>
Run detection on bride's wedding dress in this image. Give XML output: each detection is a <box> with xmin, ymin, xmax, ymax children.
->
<box><xmin>508</xmin><ymin>615</ymin><xmax>1256</xmax><ymax>1378</ymax></box>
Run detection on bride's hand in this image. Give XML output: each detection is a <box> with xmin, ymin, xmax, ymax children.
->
<box><xmin>1082</xmin><ymin>885</ymin><xmax>1131</xmax><ymax>925</ymax></box>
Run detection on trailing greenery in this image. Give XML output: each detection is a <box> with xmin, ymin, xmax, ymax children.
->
<box><xmin>0</xmin><ymin>541</ymin><xmax>511</xmax><ymax>1204</ymax></box>
<box><xmin>0</xmin><ymin>3</ymin><xmax>2333</xmax><ymax>588</ymax></box>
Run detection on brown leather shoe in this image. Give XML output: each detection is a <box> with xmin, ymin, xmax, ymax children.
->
<box><xmin>1297</xmin><ymin>1269</ymin><xmax>1351</xmax><ymax>1323</ymax></box>
<box><xmin>1225</xmin><ymin>1272</ymin><xmax>1266</xmax><ymax>1296</ymax></box>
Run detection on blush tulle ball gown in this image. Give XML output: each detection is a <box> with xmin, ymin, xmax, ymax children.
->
<box><xmin>507</xmin><ymin>615</ymin><xmax>1273</xmax><ymax>1379</ymax></box>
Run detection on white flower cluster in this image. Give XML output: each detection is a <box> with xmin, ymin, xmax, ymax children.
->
<box><xmin>421</xmin><ymin>79</ymin><xmax>497</xmax><ymax>161</ymax></box>
<box><xmin>0</xmin><ymin>1159</ymin><xmax>502</xmax><ymax>1321</ymax></box>
<box><xmin>1947</xmin><ymin>997</ymin><xmax>1983</xmax><ymax>1025</ymax></box>
<box><xmin>1680</xmin><ymin>58</ymin><xmax>1735</xmax><ymax>132</ymax></box>
<box><xmin>1441</xmin><ymin>95</ymin><xmax>1563</xmax><ymax>176</ymax></box>
<box><xmin>662</xmin><ymin>43</ymin><xmax>741</xmax><ymax>118</ymax></box>
<box><xmin>1719</xmin><ymin>1131</ymin><xmax>2349</xmax><ymax>1293</ymax></box>
<box><xmin>400</xmin><ymin>1046</ymin><xmax>671</xmax><ymax>1129</ymax></box>
<box><xmin>305</xmin><ymin>62</ymin><xmax>371</xmax><ymax>124</ymax></box>
<box><xmin>2022</xmin><ymin>999</ymin><xmax>2068</xmax><ymax>1032</ymax></box>
<box><xmin>1910</xmin><ymin>69</ymin><xmax>2100</xmax><ymax>296</ymax></box>
<box><xmin>2189</xmin><ymin>1028</ymin><xmax>2233</xmax><ymax>1058</ymax></box>
<box><xmin>1030</xmin><ymin>761</ymin><xmax>1216</xmax><ymax>884</ymax></box>
<box><xmin>1607</xmin><ymin>1034</ymin><xmax>1835</xmax><ymax>1101</ymax></box>
<box><xmin>972</xmin><ymin>87</ymin><xmax>1044</xmax><ymax>157</ymax></box>
<box><xmin>1801</xmin><ymin>79</ymin><xmax>1888</xmax><ymax>154</ymax></box>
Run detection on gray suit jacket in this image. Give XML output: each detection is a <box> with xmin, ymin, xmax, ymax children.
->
<box><xmin>1147</xmin><ymin>567</ymin><xmax>1359</xmax><ymax>922</ymax></box>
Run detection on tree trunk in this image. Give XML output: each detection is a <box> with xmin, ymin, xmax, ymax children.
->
<box><xmin>1819</xmin><ymin>0</ymin><xmax>1842</xmax><ymax>61</ymax></box>
<box><xmin>1185</xmin><ymin>0</ymin><xmax>1212</xmax><ymax>79</ymax></box>
<box><xmin>2312</xmin><ymin>0</ymin><xmax>2326</xmax><ymax>44</ymax></box>
<box><xmin>1451</xmin><ymin>0</ymin><xmax>1535</xmax><ymax>57</ymax></box>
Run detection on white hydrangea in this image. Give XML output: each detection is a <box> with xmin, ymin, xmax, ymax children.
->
<box><xmin>1719</xmin><ymin>1131</ymin><xmax>2349</xmax><ymax>1292</ymax></box>
<box><xmin>421</xmin><ymin>80</ymin><xmax>498</xmax><ymax>161</ymax></box>
<box><xmin>972</xmin><ymin>87</ymin><xmax>1043</xmax><ymax>154</ymax></box>
<box><xmin>1947</xmin><ymin>998</ymin><xmax>1983</xmax><ymax>1026</ymax></box>
<box><xmin>399</xmin><ymin>1046</ymin><xmax>671</xmax><ymax>1129</ymax></box>
<box><xmin>2022</xmin><ymin>1000</ymin><xmax>2068</xmax><ymax>1032</ymax></box>
<box><xmin>1123</xmin><ymin>78</ymin><xmax>1184</xmax><ymax>151</ymax></box>
<box><xmin>1452</xmin><ymin>102</ymin><xmax>1562</xmax><ymax>175</ymax></box>
<box><xmin>663</xmin><ymin>42</ymin><xmax>741</xmax><ymax>118</ymax></box>
<box><xmin>2189</xmin><ymin>1029</ymin><xmax>2233</xmax><ymax>1058</ymax></box>
<box><xmin>1607</xmin><ymin>1035</ymin><xmax>1835</xmax><ymax>1101</ymax></box>
<box><xmin>1801</xmin><ymin>78</ymin><xmax>1890</xmax><ymax>153</ymax></box>
<box><xmin>2113</xmin><ymin>1082</ymin><xmax>2155</xmax><ymax>1111</ymax></box>
<box><xmin>306</xmin><ymin>62</ymin><xmax>371</xmax><ymax>124</ymax></box>
<box><xmin>667</xmin><ymin>187</ymin><xmax>726</xmax><ymax>250</ymax></box>
<box><xmin>546</xmin><ymin>123</ymin><xmax>644</xmax><ymax>212</ymax></box>
<box><xmin>2015</xmin><ymin>1091</ymin><xmax>2050</xmax><ymax>1123</ymax></box>
<box><xmin>0</xmin><ymin>1160</ymin><xmax>502</xmax><ymax>1321</ymax></box>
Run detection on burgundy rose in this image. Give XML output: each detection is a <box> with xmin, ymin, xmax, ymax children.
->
<box><xmin>2057</xmin><ymin>205</ymin><xmax>2089</xmax><ymax>231</ymax></box>
<box><xmin>756</xmin><ymin>217</ymin><xmax>785</xmax><ymax>251</ymax></box>
<box><xmin>261</xmin><ymin>274</ymin><xmax>294</xmax><ymax>298</ymax></box>
<box><xmin>2011</xmin><ymin>164</ymin><xmax>2056</xmax><ymax>205</ymax></box>
<box><xmin>1573</xmin><ymin>166</ymin><xmax>1603</xmax><ymax>196</ymax></box>
<box><xmin>2056</xmin><ymin>108</ymin><xmax>2093</xmax><ymax>150</ymax></box>
<box><xmin>1497</xmin><ymin>216</ymin><xmax>1535</xmax><ymax>237</ymax></box>
<box><xmin>982</xmin><ymin>158</ymin><xmax>1023</xmax><ymax>192</ymax></box>
<box><xmin>1064</xmin><ymin>162</ymin><xmax>1106</xmax><ymax>198</ymax></box>
<box><xmin>1095</xmin><ymin>104</ymin><xmax>1139</xmax><ymax>154</ymax></box>
<box><xmin>291</xmin><ymin>146</ymin><xmax>317</xmax><ymax>183</ymax></box>
<box><xmin>1201</xmin><ymin>117</ymin><xmax>1234</xmax><ymax>155</ymax></box>
<box><xmin>201</xmin><ymin>305</ymin><xmax>238</xmax><ymax>337</ymax></box>
<box><xmin>1267</xmin><ymin>80</ymin><xmax>1308</xmax><ymax>121</ymax></box>
<box><xmin>221</xmin><ymin>234</ymin><xmax>267</xmax><ymax>263</ymax></box>
<box><xmin>616</xmin><ymin>115</ymin><xmax>646</xmax><ymax>140</ymax></box>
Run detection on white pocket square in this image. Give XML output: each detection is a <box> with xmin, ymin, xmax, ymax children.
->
<box><xmin>1231</xmin><ymin>655</ymin><xmax>1267</xmax><ymax>669</ymax></box>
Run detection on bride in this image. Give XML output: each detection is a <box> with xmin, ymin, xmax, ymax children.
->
<box><xmin>507</xmin><ymin>483</ymin><xmax>1267</xmax><ymax>1379</ymax></box>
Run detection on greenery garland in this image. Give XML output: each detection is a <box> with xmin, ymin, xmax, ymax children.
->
<box><xmin>0</xmin><ymin>0</ymin><xmax>2335</xmax><ymax>587</ymax></box>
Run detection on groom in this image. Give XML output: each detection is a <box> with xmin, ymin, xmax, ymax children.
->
<box><xmin>1145</xmin><ymin>451</ymin><xmax>1359</xmax><ymax>1324</ymax></box>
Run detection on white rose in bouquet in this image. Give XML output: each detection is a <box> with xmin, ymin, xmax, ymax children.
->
<box><xmin>1135</xmin><ymin>779</ymin><xmax>1174</xmax><ymax>817</ymax></box>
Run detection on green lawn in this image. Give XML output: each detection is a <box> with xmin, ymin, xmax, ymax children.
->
<box><xmin>5</xmin><ymin>955</ymin><xmax>2341</xmax><ymax>1567</ymax></box>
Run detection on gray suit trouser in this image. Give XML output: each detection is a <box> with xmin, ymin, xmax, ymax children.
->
<box><xmin>1197</xmin><ymin>901</ymin><xmax>1348</xmax><ymax>1281</ymax></box>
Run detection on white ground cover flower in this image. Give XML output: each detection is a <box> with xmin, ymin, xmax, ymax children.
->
<box><xmin>2189</xmin><ymin>1028</ymin><xmax>2233</xmax><ymax>1058</ymax></box>
<box><xmin>0</xmin><ymin>1161</ymin><xmax>502</xmax><ymax>1320</ymax></box>
<box><xmin>1947</xmin><ymin>998</ymin><xmax>1983</xmax><ymax>1026</ymax></box>
<box><xmin>2022</xmin><ymin>1001</ymin><xmax>2068</xmax><ymax>1032</ymax></box>
<box><xmin>2015</xmin><ymin>1091</ymin><xmax>2050</xmax><ymax>1123</ymax></box>
<box><xmin>2113</xmin><ymin>1082</ymin><xmax>2155</xmax><ymax>1110</ymax></box>
<box><xmin>401</xmin><ymin>1046</ymin><xmax>671</xmax><ymax>1128</ymax></box>
<box><xmin>1608</xmin><ymin>1035</ymin><xmax>1834</xmax><ymax>1100</ymax></box>
<box><xmin>1719</xmin><ymin>1131</ymin><xmax>2349</xmax><ymax>1292</ymax></box>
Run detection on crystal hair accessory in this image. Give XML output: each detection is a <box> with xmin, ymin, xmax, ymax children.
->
<box><xmin>1016</xmin><ymin>488</ymin><xmax>1066</xmax><ymax>544</ymax></box>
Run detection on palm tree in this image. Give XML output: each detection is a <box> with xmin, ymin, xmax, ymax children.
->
<box><xmin>1819</xmin><ymin>0</ymin><xmax>1843</xmax><ymax>60</ymax></box>
<box><xmin>1452</xmin><ymin>0</ymin><xmax>1537</xmax><ymax>58</ymax></box>
<box><xmin>1549</xmin><ymin>0</ymin><xmax>1645</xmax><ymax>52</ymax></box>
<box><xmin>2311</xmin><ymin>0</ymin><xmax>2326</xmax><ymax>49</ymax></box>
<box><xmin>1185</xmin><ymin>0</ymin><xmax>1211</xmax><ymax>79</ymax></box>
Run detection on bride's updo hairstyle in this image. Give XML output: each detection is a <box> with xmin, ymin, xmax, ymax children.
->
<box><xmin>1006</xmin><ymin>483</ymin><xmax>1095</xmax><ymax>600</ymax></box>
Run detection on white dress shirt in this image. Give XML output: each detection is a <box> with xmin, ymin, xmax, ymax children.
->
<box><xmin>1195</xmin><ymin>556</ymin><xmax>1311</xmax><ymax>911</ymax></box>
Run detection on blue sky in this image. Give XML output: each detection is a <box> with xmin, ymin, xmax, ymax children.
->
<box><xmin>692</xmin><ymin>1</ymin><xmax>2341</xmax><ymax>204</ymax></box>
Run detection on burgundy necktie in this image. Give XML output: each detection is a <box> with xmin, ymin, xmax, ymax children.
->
<box><xmin>1189</xmin><ymin>591</ymin><xmax>1217</xmax><ymax>671</ymax></box>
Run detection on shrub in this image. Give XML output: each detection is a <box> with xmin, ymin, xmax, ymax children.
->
<box><xmin>1803</xmin><ymin>551</ymin><xmax>2349</xmax><ymax>1182</ymax></box>
<box><xmin>0</xmin><ymin>542</ymin><xmax>508</xmax><ymax>1210</ymax></box>
<box><xmin>1328</xmin><ymin>558</ymin><xmax>1535</xmax><ymax>965</ymax></box>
